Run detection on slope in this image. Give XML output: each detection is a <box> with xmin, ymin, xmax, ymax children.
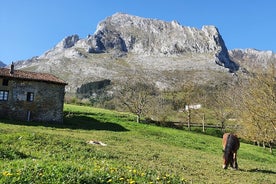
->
<box><xmin>0</xmin><ymin>104</ymin><xmax>275</xmax><ymax>183</ymax></box>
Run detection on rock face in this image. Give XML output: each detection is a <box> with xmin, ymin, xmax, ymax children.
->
<box><xmin>14</xmin><ymin>13</ymin><xmax>241</xmax><ymax>93</ymax></box>
<box><xmin>229</xmin><ymin>48</ymin><xmax>276</xmax><ymax>71</ymax></box>
<box><xmin>83</xmin><ymin>13</ymin><xmax>237</xmax><ymax>70</ymax></box>
<box><xmin>58</xmin><ymin>34</ymin><xmax>80</xmax><ymax>49</ymax></box>
<box><xmin>94</xmin><ymin>13</ymin><xmax>218</xmax><ymax>53</ymax></box>
<box><xmin>41</xmin><ymin>34</ymin><xmax>81</xmax><ymax>59</ymax></box>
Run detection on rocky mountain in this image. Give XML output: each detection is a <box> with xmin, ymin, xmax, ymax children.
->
<box><xmin>13</xmin><ymin>13</ymin><xmax>261</xmax><ymax>94</ymax></box>
<box><xmin>0</xmin><ymin>61</ymin><xmax>6</xmax><ymax>67</ymax></box>
<box><xmin>229</xmin><ymin>48</ymin><xmax>276</xmax><ymax>71</ymax></box>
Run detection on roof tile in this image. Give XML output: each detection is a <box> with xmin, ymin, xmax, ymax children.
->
<box><xmin>0</xmin><ymin>68</ymin><xmax>67</xmax><ymax>85</ymax></box>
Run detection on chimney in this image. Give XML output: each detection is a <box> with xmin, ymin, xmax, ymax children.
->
<box><xmin>10</xmin><ymin>62</ymin><xmax>14</xmax><ymax>74</ymax></box>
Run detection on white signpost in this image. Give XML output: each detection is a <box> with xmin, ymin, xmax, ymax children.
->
<box><xmin>185</xmin><ymin>104</ymin><xmax>201</xmax><ymax>111</ymax></box>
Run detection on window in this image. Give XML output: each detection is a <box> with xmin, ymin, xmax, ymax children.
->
<box><xmin>0</xmin><ymin>90</ymin><xmax>9</xmax><ymax>101</ymax></box>
<box><xmin>26</xmin><ymin>92</ymin><xmax>34</xmax><ymax>102</ymax></box>
<box><xmin>2</xmin><ymin>79</ymin><xmax>9</xmax><ymax>86</ymax></box>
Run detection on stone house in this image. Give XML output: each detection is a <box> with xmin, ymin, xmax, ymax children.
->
<box><xmin>0</xmin><ymin>64</ymin><xmax>67</xmax><ymax>123</ymax></box>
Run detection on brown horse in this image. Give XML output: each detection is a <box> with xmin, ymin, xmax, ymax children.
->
<box><xmin>222</xmin><ymin>133</ymin><xmax>240</xmax><ymax>169</ymax></box>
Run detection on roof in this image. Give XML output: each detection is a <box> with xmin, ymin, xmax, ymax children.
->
<box><xmin>0</xmin><ymin>67</ymin><xmax>67</xmax><ymax>85</ymax></box>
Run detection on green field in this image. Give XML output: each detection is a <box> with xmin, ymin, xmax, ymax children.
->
<box><xmin>0</xmin><ymin>104</ymin><xmax>275</xmax><ymax>183</ymax></box>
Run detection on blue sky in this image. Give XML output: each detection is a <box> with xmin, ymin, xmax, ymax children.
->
<box><xmin>1</xmin><ymin>0</ymin><xmax>276</xmax><ymax>65</ymax></box>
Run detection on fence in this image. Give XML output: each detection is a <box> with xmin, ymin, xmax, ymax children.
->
<box><xmin>166</xmin><ymin>122</ymin><xmax>240</xmax><ymax>132</ymax></box>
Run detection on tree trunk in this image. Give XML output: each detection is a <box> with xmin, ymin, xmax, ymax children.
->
<box><xmin>187</xmin><ymin>109</ymin><xmax>191</xmax><ymax>131</ymax></box>
<box><xmin>221</xmin><ymin>121</ymin><xmax>225</xmax><ymax>132</ymax></box>
<box><xmin>262</xmin><ymin>142</ymin><xmax>266</xmax><ymax>149</ymax></box>
<box><xmin>136</xmin><ymin>114</ymin><xmax>140</xmax><ymax>123</ymax></box>
<box><xmin>269</xmin><ymin>142</ymin><xmax>273</xmax><ymax>154</ymax></box>
<box><xmin>202</xmin><ymin>113</ymin><xmax>205</xmax><ymax>132</ymax></box>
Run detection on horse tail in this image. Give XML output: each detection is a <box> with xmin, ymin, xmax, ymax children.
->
<box><xmin>225</xmin><ymin>134</ymin><xmax>236</xmax><ymax>153</ymax></box>
<box><xmin>223</xmin><ymin>134</ymin><xmax>235</xmax><ymax>160</ymax></box>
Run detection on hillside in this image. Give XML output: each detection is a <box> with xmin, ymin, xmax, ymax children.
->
<box><xmin>0</xmin><ymin>104</ymin><xmax>275</xmax><ymax>183</ymax></box>
<box><xmin>12</xmin><ymin>13</ymin><xmax>240</xmax><ymax>94</ymax></box>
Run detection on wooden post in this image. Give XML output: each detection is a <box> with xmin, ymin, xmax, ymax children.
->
<box><xmin>202</xmin><ymin>113</ymin><xmax>205</xmax><ymax>132</ymax></box>
<box><xmin>136</xmin><ymin>114</ymin><xmax>140</xmax><ymax>123</ymax></box>
<box><xmin>187</xmin><ymin>108</ymin><xmax>191</xmax><ymax>131</ymax></box>
<box><xmin>185</xmin><ymin>104</ymin><xmax>201</xmax><ymax>131</ymax></box>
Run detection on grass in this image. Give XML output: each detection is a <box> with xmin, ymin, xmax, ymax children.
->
<box><xmin>0</xmin><ymin>104</ymin><xmax>275</xmax><ymax>183</ymax></box>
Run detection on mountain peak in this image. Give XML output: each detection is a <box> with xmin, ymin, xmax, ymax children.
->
<box><xmin>56</xmin><ymin>34</ymin><xmax>80</xmax><ymax>49</ymax></box>
<box><xmin>0</xmin><ymin>60</ymin><xmax>6</xmax><ymax>67</ymax></box>
<box><xmin>87</xmin><ymin>12</ymin><xmax>237</xmax><ymax>70</ymax></box>
<box><xmin>93</xmin><ymin>13</ymin><xmax>219</xmax><ymax>53</ymax></box>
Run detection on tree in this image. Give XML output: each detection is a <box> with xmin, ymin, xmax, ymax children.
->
<box><xmin>208</xmin><ymin>84</ymin><xmax>235</xmax><ymax>132</ymax></box>
<box><xmin>146</xmin><ymin>93</ymin><xmax>173</xmax><ymax>126</ymax></box>
<box><xmin>117</xmin><ymin>78</ymin><xmax>157</xmax><ymax>123</ymax></box>
<box><xmin>237</xmin><ymin>63</ymin><xmax>276</xmax><ymax>153</ymax></box>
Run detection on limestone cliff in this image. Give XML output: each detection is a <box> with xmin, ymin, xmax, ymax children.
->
<box><xmin>82</xmin><ymin>13</ymin><xmax>237</xmax><ymax>71</ymax></box>
<box><xmin>14</xmin><ymin>13</ymin><xmax>240</xmax><ymax>93</ymax></box>
<box><xmin>229</xmin><ymin>48</ymin><xmax>276</xmax><ymax>71</ymax></box>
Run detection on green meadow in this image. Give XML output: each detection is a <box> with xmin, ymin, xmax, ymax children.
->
<box><xmin>0</xmin><ymin>104</ymin><xmax>275</xmax><ymax>183</ymax></box>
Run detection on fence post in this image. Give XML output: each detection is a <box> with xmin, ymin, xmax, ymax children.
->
<box><xmin>187</xmin><ymin>108</ymin><xmax>191</xmax><ymax>130</ymax></box>
<box><xmin>202</xmin><ymin>113</ymin><xmax>205</xmax><ymax>132</ymax></box>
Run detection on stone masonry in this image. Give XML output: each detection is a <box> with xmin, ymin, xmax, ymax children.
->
<box><xmin>0</xmin><ymin>65</ymin><xmax>67</xmax><ymax>123</ymax></box>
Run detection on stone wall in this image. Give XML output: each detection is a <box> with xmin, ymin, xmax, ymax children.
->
<box><xmin>0</xmin><ymin>78</ymin><xmax>65</xmax><ymax>123</ymax></box>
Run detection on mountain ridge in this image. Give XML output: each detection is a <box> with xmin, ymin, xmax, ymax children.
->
<box><xmin>10</xmin><ymin>13</ymin><xmax>275</xmax><ymax>94</ymax></box>
<box><xmin>229</xmin><ymin>48</ymin><xmax>276</xmax><ymax>71</ymax></box>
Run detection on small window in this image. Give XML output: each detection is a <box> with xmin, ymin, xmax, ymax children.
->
<box><xmin>26</xmin><ymin>92</ymin><xmax>34</xmax><ymax>102</ymax></box>
<box><xmin>0</xmin><ymin>90</ymin><xmax>9</xmax><ymax>101</ymax></box>
<box><xmin>2</xmin><ymin>79</ymin><xmax>9</xmax><ymax>86</ymax></box>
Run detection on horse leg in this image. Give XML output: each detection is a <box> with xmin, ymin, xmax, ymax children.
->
<box><xmin>229</xmin><ymin>153</ymin><xmax>234</xmax><ymax>168</ymax></box>
<box><xmin>230</xmin><ymin>161</ymin><xmax>233</xmax><ymax>168</ymax></box>
<box><xmin>222</xmin><ymin>133</ymin><xmax>229</xmax><ymax>169</ymax></box>
<box><xmin>233</xmin><ymin>152</ymin><xmax>238</xmax><ymax>170</ymax></box>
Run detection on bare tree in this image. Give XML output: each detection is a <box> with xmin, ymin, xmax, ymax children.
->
<box><xmin>117</xmin><ymin>78</ymin><xmax>157</xmax><ymax>123</ymax></box>
<box><xmin>147</xmin><ymin>93</ymin><xmax>173</xmax><ymax>126</ymax></box>
<box><xmin>208</xmin><ymin>84</ymin><xmax>235</xmax><ymax>132</ymax></box>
